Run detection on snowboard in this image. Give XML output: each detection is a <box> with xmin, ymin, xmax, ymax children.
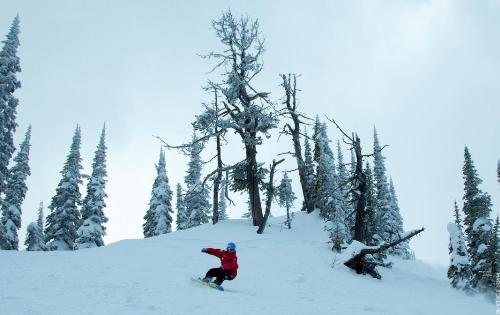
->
<box><xmin>191</xmin><ymin>277</ymin><xmax>225</xmax><ymax>291</ymax></box>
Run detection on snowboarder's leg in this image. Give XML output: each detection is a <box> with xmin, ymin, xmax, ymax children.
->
<box><xmin>204</xmin><ymin>267</ymin><xmax>222</xmax><ymax>283</ymax></box>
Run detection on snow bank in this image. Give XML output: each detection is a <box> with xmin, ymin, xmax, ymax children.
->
<box><xmin>0</xmin><ymin>212</ymin><xmax>493</xmax><ymax>315</ymax></box>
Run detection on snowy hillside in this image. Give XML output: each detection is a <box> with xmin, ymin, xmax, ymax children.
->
<box><xmin>0</xmin><ymin>212</ymin><xmax>493</xmax><ymax>315</ymax></box>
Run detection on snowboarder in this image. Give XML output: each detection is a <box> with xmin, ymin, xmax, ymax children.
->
<box><xmin>201</xmin><ymin>242</ymin><xmax>238</xmax><ymax>286</ymax></box>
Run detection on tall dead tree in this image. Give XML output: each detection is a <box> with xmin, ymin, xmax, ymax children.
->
<box><xmin>257</xmin><ymin>159</ymin><xmax>285</xmax><ymax>234</ymax></box>
<box><xmin>279</xmin><ymin>74</ymin><xmax>314</xmax><ymax>213</ymax></box>
<box><xmin>204</xmin><ymin>11</ymin><xmax>278</xmax><ymax>226</ymax></box>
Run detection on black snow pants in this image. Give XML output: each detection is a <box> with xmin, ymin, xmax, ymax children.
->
<box><xmin>205</xmin><ymin>267</ymin><xmax>233</xmax><ymax>285</ymax></box>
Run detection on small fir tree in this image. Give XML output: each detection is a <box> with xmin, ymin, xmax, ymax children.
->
<box><xmin>76</xmin><ymin>127</ymin><xmax>108</xmax><ymax>248</ymax></box>
<box><xmin>497</xmin><ymin>160</ymin><xmax>500</xmax><ymax>185</ymax></box>
<box><xmin>447</xmin><ymin>202</ymin><xmax>472</xmax><ymax>291</ymax></box>
<box><xmin>0</xmin><ymin>126</ymin><xmax>31</xmax><ymax>250</ymax></box>
<box><xmin>175</xmin><ymin>183</ymin><xmax>188</xmax><ymax>230</ymax></box>
<box><xmin>278</xmin><ymin>172</ymin><xmax>296</xmax><ymax>229</ymax></box>
<box><xmin>45</xmin><ymin>126</ymin><xmax>83</xmax><ymax>250</ymax></box>
<box><xmin>143</xmin><ymin>148</ymin><xmax>173</xmax><ymax>237</ymax></box>
<box><xmin>24</xmin><ymin>202</ymin><xmax>46</xmax><ymax>251</ymax></box>
<box><xmin>218</xmin><ymin>177</ymin><xmax>229</xmax><ymax>221</ymax></box>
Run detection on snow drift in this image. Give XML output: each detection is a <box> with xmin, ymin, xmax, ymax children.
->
<box><xmin>0</xmin><ymin>212</ymin><xmax>493</xmax><ymax>315</ymax></box>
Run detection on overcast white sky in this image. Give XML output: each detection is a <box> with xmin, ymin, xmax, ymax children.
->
<box><xmin>1</xmin><ymin>0</ymin><xmax>499</xmax><ymax>266</ymax></box>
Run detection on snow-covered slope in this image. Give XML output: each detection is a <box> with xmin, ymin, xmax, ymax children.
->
<box><xmin>0</xmin><ymin>212</ymin><xmax>493</xmax><ymax>315</ymax></box>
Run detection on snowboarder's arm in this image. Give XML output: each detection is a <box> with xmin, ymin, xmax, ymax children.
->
<box><xmin>204</xmin><ymin>248</ymin><xmax>223</xmax><ymax>258</ymax></box>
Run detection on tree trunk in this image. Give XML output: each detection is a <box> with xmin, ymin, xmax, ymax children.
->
<box><xmin>257</xmin><ymin>159</ymin><xmax>284</xmax><ymax>234</ymax></box>
<box><xmin>352</xmin><ymin>135</ymin><xmax>367</xmax><ymax>243</ymax></box>
<box><xmin>246</xmin><ymin>142</ymin><xmax>264</xmax><ymax>226</ymax></box>
<box><xmin>286</xmin><ymin>204</ymin><xmax>291</xmax><ymax>229</ymax></box>
<box><xmin>291</xmin><ymin>128</ymin><xmax>314</xmax><ymax>213</ymax></box>
<box><xmin>281</xmin><ymin>74</ymin><xmax>315</xmax><ymax>213</ymax></box>
<box><xmin>212</xmin><ymin>132</ymin><xmax>223</xmax><ymax>224</ymax></box>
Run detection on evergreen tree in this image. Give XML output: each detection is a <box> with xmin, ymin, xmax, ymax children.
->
<box><xmin>373</xmin><ymin>128</ymin><xmax>406</xmax><ymax>255</ymax></box>
<box><xmin>447</xmin><ymin>202</ymin><xmax>472</xmax><ymax>291</ymax></box>
<box><xmin>388</xmin><ymin>178</ymin><xmax>412</xmax><ymax>258</ymax></box>
<box><xmin>497</xmin><ymin>160</ymin><xmax>500</xmax><ymax>185</ymax></box>
<box><xmin>278</xmin><ymin>172</ymin><xmax>296</xmax><ymax>229</ymax></box>
<box><xmin>314</xmin><ymin>123</ymin><xmax>347</xmax><ymax>250</ymax></box>
<box><xmin>143</xmin><ymin>148</ymin><xmax>173</xmax><ymax>237</ymax></box>
<box><xmin>76</xmin><ymin>127</ymin><xmax>108</xmax><ymax>248</ymax></box>
<box><xmin>0</xmin><ymin>16</ymin><xmax>21</xmax><ymax>198</ymax></box>
<box><xmin>364</xmin><ymin>162</ymin><xmax>378</xmax><ymax>245</ymax></box>
<box><xmin>184</xmin><ymin>134</ymin><xmax>210</xmax><ymax>228</ymax></box>
<box><xmin>218</xmin><ymin>177</ymin><xmax>229</xmax><ymax>221</ymax></box>
<box><xmin>175</xmin><ymin>183</ymin><xmax>188</xmax><ymax>230</ymax></box>
<box><xmin>461</xmin><ymin>146</ymin><xmax>493</xmax><ymax>290</ymax></box>
<box><xmin>483</xmin><ymin>216</ymin><xmax>499</xmax><ymax>293</ymax></box>
<box><xmin>241</xmin><ymin>196</ymin><xmax>252</xmax><ymax>219</ymax></box>
<box><xmin>0</xmin><ymin>126</ymin><xmax>31</xmax><ymax>250</ymax></box>
<box><xmin>303</xmin><ymin>130</ymin><xmax>315</xmax><ymax>210</ymax></box>
<box><xmin>337</xmin><ymin>141</ymin><xmax>353</xmax><ymax>240</ymax></box>
<box><xmin>313</xmin><ymin>122</ymin><xmax>336</xmax><ymax>218</ymax></box>
<box><xmin>45</xmin><ymin>126</ymin><xmax>83</xmax><ymax>250</ymax></box>
<box><xmin>37</xmin><ymin>201</ymin><xmax>44</xmax><ymax>231</ymax></box>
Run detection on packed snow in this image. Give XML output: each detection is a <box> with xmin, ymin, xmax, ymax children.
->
<box><xmin>0</xmin><ymin>212</ymin><xmax>494</xmax><ymax>315</ymax></box>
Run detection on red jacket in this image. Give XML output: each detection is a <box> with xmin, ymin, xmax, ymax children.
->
<box><xmin>205</xmin><ymin>248</ymin><xmax>238</xmax><ymax>278</ymax></box>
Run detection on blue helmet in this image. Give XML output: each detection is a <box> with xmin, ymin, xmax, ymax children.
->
<box><xmin>226</xmin><ymin>242</ymin><xmax>236</xmax><ymax>251</ymax></box>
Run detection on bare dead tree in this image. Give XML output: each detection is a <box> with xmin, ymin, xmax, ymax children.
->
<box><xmin>279</xmin><ymin>74</ymin><xmax>315</xmax><ymax>213</ymax></box>
<box><xmin>257</xmin><ymin>158</ymin><xmax>285</xmax><ymax>234</ymax></box>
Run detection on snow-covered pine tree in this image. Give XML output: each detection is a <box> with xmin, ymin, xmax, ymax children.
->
<box><xmin>218</xmin><ymin>177</ymin><xmax>229</xmax><ymax>221</ymax></box>
<box><xmin>241</xmin><ymin>196</ymin><xmax>252</xmax><ymax>219</ymax></box>
<box><xmin>175</xmin><ymin>183</ymin><xmax>188</xmax><ymax>230</ymax></box>
<box><xmin>45</xmin><ymin>126</ymin><xmax>83</xmax><ymax>250</ymax></box>
<box><xmin>184</xmin><ymin>134</ymin><xmax>210</xmax><ymax>228</ymax></box>
<box><xmin>312</xmin><ymin>116</ymin><xmax>322</xmax><ymax>166</ymax></box>
<box><xmin>461</xmin><ymin>146</ymin><xmax>493</xmax><ymax>291</ymax></box>
<box><xmin>483</xmin><ymin>216</ymin><xmax>499</xmax><ymax>293</ymax></box>
<box><xmin>447</xmin><ymin>201</ymin><xmax>472</xmax><ymax>291</ymax></box>
<box><xmin>303</xmin><ymin>130</ymin><xmax>315</xmax><ymax>200</ymax></box>
<box><xmin>364</xmin><ymin>162</ymin><xmax>378</xmax><ymax>245</ymax></box>
<box><xmin>373</xmin><ymin>128</ymin><xmax>406</xmax><ymax>256</ymax></box>
<box><xmin>0</xmin><ymin>16</ymin><xmax>21</xmax><ymax>198</ymax></box>
<box><xmin>0</xmin><ymin>126</ymin><xmax>31</xmax><ymax>250</ymax></box>
<box><xmin>76</xmin><ymin>126</ymin><xmax>108</xmax><ymax>248</ymax></box>
<box><xmin>25</xmin><ymin>203</ymin><xmax>46</xmax><ymax>251</ymax></box>
<box><xmin>314</xmin><ymin>123</ymin><xmax>347</xmax><ymax>250</ymax></box>
<box><xmin>497</xmin><ymin>160</ymin><xmax>500</xmax><ymax>185</ymax></box>
<box><xmin>278</xmin><ymin>172</ymin><xmax>296</xmax><ymax>229</ymax></box>
<box><xmin>337</xmin><ymin>141</ymin><xmax>354</xmax><ymax>240</ymax></box>
<box><xmin>388</xmin><ymin>178</ymin><xmax>412</xmax><ymax>258</ymax></box>
<box><xmin>314</xmin><ymin>122</ymin><xmax>336</xmax><ymax>218</ymax></box>
<box><xmin>143</xmin><ymin>148</ymin><xmax>173</xmax><ymax>237</ymax></box>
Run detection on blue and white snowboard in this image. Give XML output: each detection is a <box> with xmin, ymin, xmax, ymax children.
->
<box><xmin>191</xmin><ymin>277</ymin><xmax>224</xmax><ymax>291</ymax></box>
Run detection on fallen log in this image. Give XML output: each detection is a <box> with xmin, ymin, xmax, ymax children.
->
<box><xmin>344</xmin><ymin>228</ymin><xmax>425</xmax><ymax>279</ymax></box>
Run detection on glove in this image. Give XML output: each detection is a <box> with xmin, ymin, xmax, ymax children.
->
<box><xmin>201</xmin><ymin>248</ymin><xmax>206</xmax><ymax>253</ymax></box>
